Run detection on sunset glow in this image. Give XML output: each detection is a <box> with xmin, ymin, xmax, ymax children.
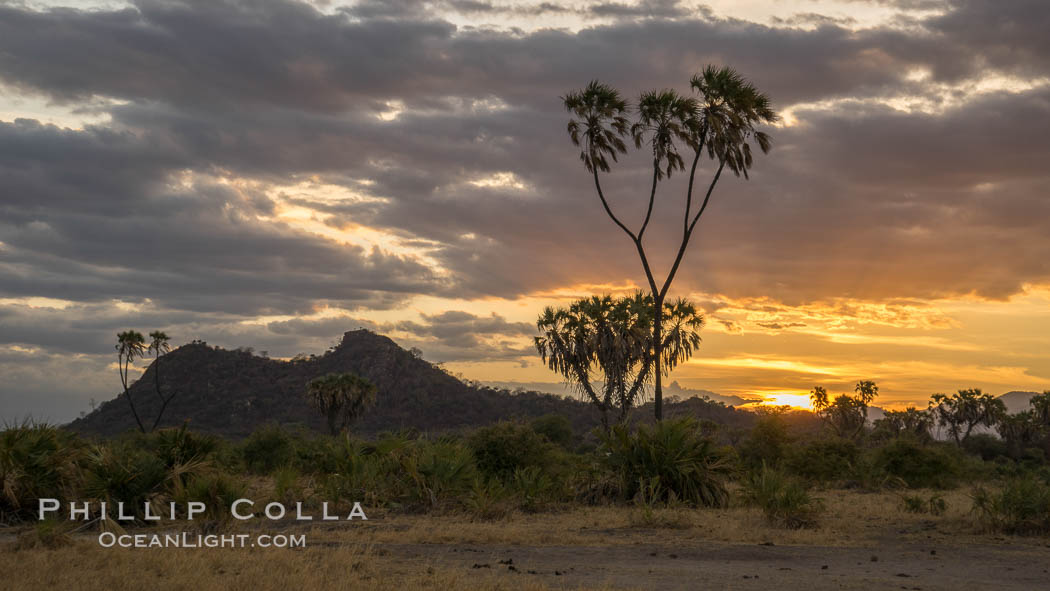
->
<box><xmin>2</xmin><ymin>0</ymin><xmax>1050</xmax><ymax>421</ymax></box>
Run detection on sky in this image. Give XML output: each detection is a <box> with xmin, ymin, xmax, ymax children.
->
<box><xmin>1</xmin><ymin>0</ymin><xmax>1049</xmax><ymax>423</ymax></box>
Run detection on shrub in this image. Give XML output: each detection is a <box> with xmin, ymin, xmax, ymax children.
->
<box><xmin>741</xmin><ymin>464</ymin><xmax>823</xmax><ymax>529</ymax></box>
<box><xmin>971</xmin><ymin>477</ymin><xmax>1050</xmax><ymax>535</ymax></box>
<box><xmin>464</xmin><ymin>477</ymin><xmax>513</xmax><ymax>520</ymax></box>
<box><xmin>603</xmin><ymin>418</ymin><xmax>732</xmax><ymax>507</ymax></box>
<box><xmin>0</xmin><ymin>422</ymin><xmax>82</xmax><ymax>522</ymax></box>
<box><xmin>240</xmin><ymin>425</ymin><xmax>296</xmax><ymax>473</ymax></box>
<box><xmin>271</xmin><ymin>466</ymin><xmax>303</xmax><ymax>504</ymax></box>
<box><xmin>510</xmin><ymin>465</ymin><xmax>557</xmax><ymax>511</ymax></box>
<box><xmin>177</xmin><ymin>472</ymin><xmax>248</xmax><ymax>524</ymax></box>
<box><xmin>899</xmin><ymin>493</ymin><xmax>947</xmax><ymax>515</ymax></box>
<box><xmin>81</xmin><ymin>443</ymin><xmax>167</xmax><ymax>521</ymax></box>
<box><xmin>401</xmin><ymin>441</ymin><xmax>476</xmax><ymax>510</ymax></box>
<box><xmin>629</xmin><ymin>476</ymin><xmax>691</xmax><ymax>529</ymax></box>
<box><xmin>963</xmin><ymin>433</ymin><xmax>1009</xmax><ymax>461</ymax></box>
<box><xmin>786</xmin><ymin>438</ymin><xmax>859</xmax><ymax>482</ymax></box>
<box><xmin>875</xmin><ymin>439</ymin><xmax>963</xmax><ymax>489</ymax></box>
<box><xmin>531</xmin><ymin>414</ymin><xmax>575</xmax><ymax>449</ymax></box>
<box><xmin>14</xmin><ymin>519</ymin><xmax>72</xmax><ymax>551</ymax></box>
<box><xmin>148</xmin><ymin>423</ymin><xmax>218</xmax><ymax>468</ymax></box>
<box><xmin>738</xmin><ymin>412</ymin><xmax>791</xmax><ymax>470</ymax></box>
<box><xmin>468</xmin><ymin>422</ymin><xmax>558</xmax><ymax>480</ymax></box>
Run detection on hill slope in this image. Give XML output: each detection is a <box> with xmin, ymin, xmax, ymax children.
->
<box><xmin>69</xmin><ymin>329</ymin><xmax>753</xmax><ymax>439</ymax></box>
<box><xmin>69</xmin><ymin>330</ymin><xmax>600</xmax><ymax>438</ymax></box>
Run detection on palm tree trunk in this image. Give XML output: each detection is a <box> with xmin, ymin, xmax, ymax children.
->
<box><xmin>121</xmin><ymin>356</ymin><xmax>146</xmax><ymax>433</ymax></box>
<box><xmin>653</xmin><ymin>295</ymin><xmax>664</xmax><ymax>421</ymax></box>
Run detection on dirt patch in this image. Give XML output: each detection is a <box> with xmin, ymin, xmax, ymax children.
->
<box><xmin>369</xmin><ymin>539</ymin><xmax>1050</xmax><ymax>590</ymax></box>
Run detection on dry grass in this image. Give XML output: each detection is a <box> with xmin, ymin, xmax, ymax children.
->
<box><xmin>317</xmin><ymin>487</ymin><xmax>997</xmax><ymax>548</ymax></box>
<box><xmin>2</xmin><ymin>487</ymin><xmax>1045</xmax><ymax>590</ymax></box>
<box><xmin>0</xmin><ymin>540</ymin><xmax>624</xmax><ymax>591</ymax></box>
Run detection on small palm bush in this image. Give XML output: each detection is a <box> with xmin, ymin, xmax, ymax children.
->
<box><xmin>604</xmin><ymin>418</ymin><xmax>732</xmax><ymax>507</ymax></box>
<box><xmin>971</xmin><ymin>477</ymin><xmax>1050</xmax><ymax>535</ymax></box>
<box><xmin>511</xmin><ymin>465</ymin><xmax>557</xmax><ymax>511</ymax></box>
<box><xmin>741</xmin><ymin>464</ymin><xmax>823</xmax><ymax>529</ymax></box>
<box><xmin>176</xmin><ymin>472</ymin><xmax>248</xmax><ymax>524</ymax></box>
<box><xmin>0</xmin><ymin>422</ymin><xmax>83</xmax><ymax>522</ymax></box>
<box><xmin>465</xmin><ymin>477</ymin><xmax>513</xmax><ymax>520</ymax></box>
<box><xmin>81</xmin><ymin>443</ymin><xmax>167</xmax><ymax>522</ymax></box>
<box><xmin>400</xmin><ymin>441</ymin><xmax>476</xmax><ymax>510</ymax></box>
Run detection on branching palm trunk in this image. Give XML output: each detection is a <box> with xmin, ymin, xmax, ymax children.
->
<box><xmin>120</xmin><ymin>355</ymin><xmax>146</xmax><ymax>433</ymax></box>
<box><xmin>149</xmin><ymin>356</ymin><xmax>177</xmax><ymax>432</ymax></box>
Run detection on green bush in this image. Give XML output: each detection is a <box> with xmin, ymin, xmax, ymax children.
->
<box><xmin>604</xmin><ymin>418</ymin><xmax>732</xmax><ymax>507</ymax></box>
<box><xmin>510</xmin><ymin>465</ymin><xmax>557</xmax><ymax>511</ymax></box>
<box><xmin>468</xmin><ymin>422</ymin><xmax>558</xmax><ymax>480</ymax></box>
<box><xmin>531</xmin><ymin>414</ymin><xmax>575</xmax><ymax>449</ymax></box>
<box><xmin>401</xmin><ymin>440</ymin><xmax>476</xmax><ymax>510</ymax></box>
<box><xmin>875</xmin><ymin>439</ymin><xmax>963</xmax><ymax>489</ymax></box>
<box><xmin>738</xmin><ymin>413</ymin><xmax>791</xmax><ymax>470</ymax></box>
<box><xmin>81</xmin><ymin>443</ymin><xmax>167</xmax><ymax>521</ymax></box>
<box><xmin>148</xmin><ymin>423</ymin><xmax>218</xmax><ymax>468</ymax></box>
<box><xmin>177</xmin><ymin>472</ymin><xmax>248</xmax><ymax>523</ymax></box>
<box><xmin>465</xmin><ymin>477</ymin><xmax>513</xmax><ymax>520</ymax></box>
<box><xmin>240</xmin><ymin>424</ymin><xmax>296</xmax><ymax>473</ymax></box>
<box><xmin>0</xmin><ymin>422</ymin><xmax>83</xmax><ymax>522</ymax></box>
<box><xmin>271</xmin><ymin>466</ymin><xmax>303</xmax><ymax>504</ymax></box>
<box><xmin>787</xmin><ymin>438</ymin><xmax>859</xmax><ymax>482</ymax></box>
<box><xmin>741</xmin><ymin>464</ymin><xmax>823</xmax><ymax>529</ymax></box>
<box><xmin>971</xmin><ymin>477</ymin><xmax>1050</xmax><ymax>535</ymax></box>
<box><xmin>963</xmin><ymin>433</ymin><xmax>1009</xmax><ymax>461</ymax></box>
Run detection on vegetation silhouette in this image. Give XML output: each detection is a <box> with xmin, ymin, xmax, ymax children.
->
<box><xmin>305</xmin><ymin>372</ymin><xmax>377</xmax><ymax>436</ymax></box>
<box><xmin>535</xmin><ymin>293</ymin><xmax>703</xmax><ymax>429</ymax></box>
<box><xmin>562</xmin><ymin>65</ymin><xmax>777</xmax><ymax>419</ymax></box>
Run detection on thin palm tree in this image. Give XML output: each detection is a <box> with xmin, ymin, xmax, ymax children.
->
<box><xmin>148</xmin><ymin>330</ymin><xmax>173</xmax><ymax>432</ymax></box>
<box><xmin>563</xmin><ymin>66</ymin><xmax>776</xmax><ymax>419</ymax></box>
<box><xmin>116</xmin><ymin>330</ymin><xmax>147</xmax><ymax>433</ymax></box>
<box><xmin>305</xmin><ymin>373</ymin><xmax>377</xmax><ymax>435</ymax></box>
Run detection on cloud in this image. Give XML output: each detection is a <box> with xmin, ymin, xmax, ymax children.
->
<box><xmin>1</xmin><ymin>0</ymin><xmax>1050</xmax><ymax>418</ymax></box>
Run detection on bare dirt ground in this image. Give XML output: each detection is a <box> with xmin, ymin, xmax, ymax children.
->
<box><xmin>3</xmin><ymin>490</ymin><xmax>1050</xmax><ymax>590</ymax></box>
<box><xmin>365</xmin><ymin>539</ymin><xmax>1050</xmax><ymax>590</ymax></box>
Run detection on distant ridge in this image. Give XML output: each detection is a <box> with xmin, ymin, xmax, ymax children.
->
<box><xmin>998</xmin><ymin>390</ymin><xmax>1043</xmax><ymax>414</ymax></box>
<box><xmin>69</xmin><ymin>329</ymin><xmax>750</xmax><ymax>439</ymax></box>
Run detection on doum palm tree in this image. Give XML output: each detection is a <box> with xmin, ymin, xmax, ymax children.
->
<box><xmin>116</xmin><ymin>330</ymin><xmax>147</xmax><ymax>433</ymax></box>
<box><xmin>563</xmin><ymin>66</ymin><xmax>776</xmax><ymax>420</ymax></box>
<box><xmin>305</xmin><ymin>373</ymin><xmax>378</xmax><ymax>435</ymax></box>
<box><xmin>148</xmin><ymin>331</ymin><xmax>173</xmax><ymax>432</ymax></box>
<box><xmin>535</xmin><ymin>293</ymin><xmax>704</xmax><ymax>429</ymax></box>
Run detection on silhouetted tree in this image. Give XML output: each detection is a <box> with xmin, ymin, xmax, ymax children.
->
<box><xmin>810</xmin><ymin>381</ymin><xmax>878</xmax><ymax>440</ymax></box>
<box><xmin>147</xmin><ymin>331</ymin><xmax>174</xmax><ymax>432</ymax></box>
<box><xmin>929</xmin><ymin>388</ymin><xmax>1006</xmax><ymax>444</ymax></box>
<box><xmin>535</xmin><ymin>293</ymin><xmax>703</xmax><ymax>429</ymax></box>
<box><xmin>873</xmin><ymin>407</ymin><xmax>934</xmax><ymax>442</ymax></box>
<box><xmin>116</xmin><ymin>330</ymin><xmax>147</xmax><ymax>433</ymax></box>
<box><xmin>305</xmin><ymin>373</ymin><xmax>377</xmax><ymax>435</ymax></box>
<box><xmin>1030</xmin><ymin>391</ymin><xmax>1050</xmax><ymax>428</ymax></box>
<box><xmin>562</xmin><ymin>66</ymin><xmax>776</xmax><ymax>419</ymax></box>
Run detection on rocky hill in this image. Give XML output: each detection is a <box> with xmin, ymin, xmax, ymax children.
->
<box><xmin>68</xmin><ymin>329</ymin><xmax>751</xmax><ymax>439</ymax></box>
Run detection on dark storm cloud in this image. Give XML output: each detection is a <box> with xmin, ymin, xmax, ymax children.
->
<box><xmin>396</xmin><ymin>310</ymin><xmax>533</xmax><ymax>346</ymax></box>
<box><xmin>0</xmin><ymin>0</ymin><xmax>1048</xmax><ymax>366</ymax></box>
<box><xmin>589</xmin><ymin>0</ymin><xmax>688</xmax><ymax>18</ymax></box>
<box><xmin>0</xmin><ymin>0</ymin><xmax>1002</xmax><ymax>113</ymax></box>
<box><xmin>367</xmin><ymin>310</ymin><xmax>536</xmax><ymax>363</ymax></box>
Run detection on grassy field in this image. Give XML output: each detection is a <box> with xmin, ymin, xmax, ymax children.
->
<box><xmin>5</xmin><ymin>488</ymin><xmax>1050</xmax><ymax>590</ymax></box>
